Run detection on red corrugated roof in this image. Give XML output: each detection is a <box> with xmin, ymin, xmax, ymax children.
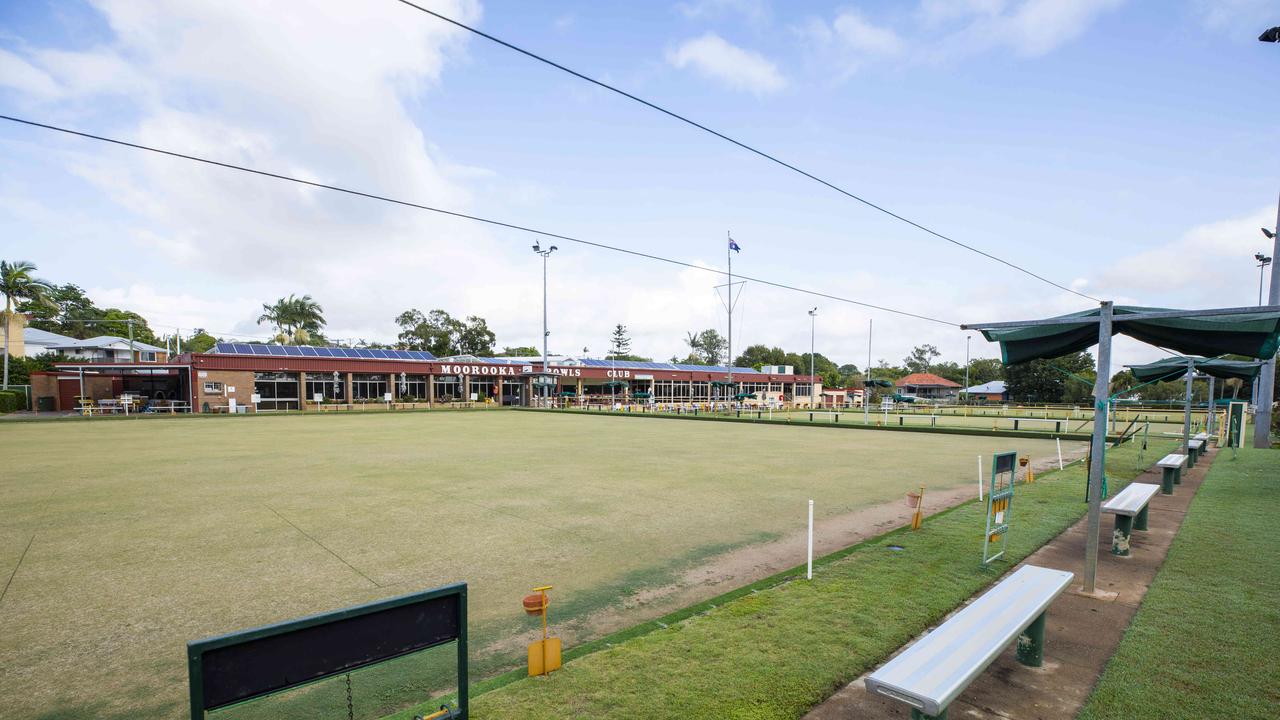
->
<box><xmin>896</xmin><ymin>372</ymin><xmax>961</xmax><ymax>388</ymax></box>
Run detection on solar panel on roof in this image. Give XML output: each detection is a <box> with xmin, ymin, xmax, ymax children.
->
<box><xmin>233</xmin><ymin>343</ymin><xmax>253</xmax><ymax>354</ymax></box>
<box><xmin>283</xmin><ymin>346</ymin><xmax>303</xmax><ymax>356</ymax></box>
<box><xmin>250</xmin><ymin>345</ymin><xmax>271</xmax><ymax>355</ymax></box>
<box><xmin>353</xmin><ymin>349</ymin><xmax>373</xmax><ymax>358</ymax></box>
<box><xmin>299</xmin><ymin>346</ymin><xmax>319</xmax><ymax>356</ymax></box>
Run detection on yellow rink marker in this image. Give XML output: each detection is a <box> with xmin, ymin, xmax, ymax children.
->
<box><xmin>523</xmin><ymin>585</ymin><xmax>561</xmax><ymax>677</ymax></box>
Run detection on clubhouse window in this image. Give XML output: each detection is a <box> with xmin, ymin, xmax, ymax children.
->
<box><xmin>254</xmin><ymin>371</ymin><xmax>300</xmax><ymax>410</ymax></box>
<box><xmin>351</xmin><ymin>373</ymin><xmax>388</xmax><ymax>401</ymax></box>
<box><xmin>398</xmin><ymin>374</ymin><xmax>429</xmax><ymax>400</ymax></box>
<box><xmin>433</xmin><ymin>375</ymin><xmax>462</xmax><ymax>402</ymax></box>
<box><xmin>304</xmin><ymin>372</ymin><xmax>344</xmax><ymax>402</ymax></box>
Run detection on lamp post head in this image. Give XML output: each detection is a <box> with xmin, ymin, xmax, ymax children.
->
<box><xmin>1260</xmin><ymin>26</ymin><xmax>1280</xmax><ymax>43</ymax></box>
<box><xmin>1257</xmin><ymin>252</ymin><xmax>1273</xmax><ymax>265</ymax></box>
<box><xmin>532</xmin><ymin>242</ymin><xmax>540</xmax><ymax>252</ymax></box>
<box><xmin>809</xmin><ymin>307</ymin><xmax>818</xmax><ymax>316</ymax></box>
<box><xmin>1263</xmin><ymin>228</ymin><xmax>1276</xmax><ymax>240</ymax></box>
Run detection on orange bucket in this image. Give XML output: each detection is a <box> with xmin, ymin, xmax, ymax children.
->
<box><xmin>905</xmin><ymin>491</ymin><xmax>921</xmax><ymax>509</ymax></box>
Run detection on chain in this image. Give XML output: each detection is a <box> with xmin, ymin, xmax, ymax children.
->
<box><xmin>345</xmin><ymin>673</ymin><xmax>354</xmax><ymax>720</ymax></box>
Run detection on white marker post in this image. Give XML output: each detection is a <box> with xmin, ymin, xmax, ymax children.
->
<box><xmin>806</xmin><ymin>499</ymin><xmax>814</xmax><ymax>580</ymax></box>
<box><xmin>1056</xmin><ymin>438</ymin><xmax>1064</xmax><ymax>470</ymax></box>
<box><xmin>977</xmin><ymin>455</ymin><xmax>984</xmax><ymax>501</ymax></box>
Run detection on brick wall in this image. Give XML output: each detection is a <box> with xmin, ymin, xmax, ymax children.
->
<box><xmin>193</xmin><ymin>370</ymin><xmax>254</xmax><ymax>412</ymax></box>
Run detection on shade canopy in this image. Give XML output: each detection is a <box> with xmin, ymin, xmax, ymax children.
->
<box><xmin>1127</xmin><ymin>357</ymin><xmax>1266</xmax><ymax>384</ymax></box>
<box><xmin>980</xmin><ymin>306</ymin><xmax>1280</xmax><ymax>365</ymax></box>
<box><xmin>863</xmin><ymin>379</ymin><xmax>894</xmax><ymax>388</ymax></box>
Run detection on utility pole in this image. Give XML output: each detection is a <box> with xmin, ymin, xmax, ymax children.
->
<box><xmin>127</xmin><ymin>319</ymin><xmax>136</xmax><ymax>362</ymax></box>
<box><xmin>727</xmin><ymin>232</ymin><xmax>733</xmax><ymax>404</ymax></box>
<box><xmin>963</xmin><ymin>335</ymin><xmax>971</xmax><ymax>404</ymax></box>
<box><xmin>1255</xmin><ymin>198</ymin><xmax>1280</xmax><ymax>448</ymax></box>
<box><xmin>808</xmin><ymin>308</ymin><xmax>818</xmax><ymax>408</ymax></box>
<box><xmin>864</xmin><ymin>318</ymin><xmax>872</xmax><ymax>425</ymax></box>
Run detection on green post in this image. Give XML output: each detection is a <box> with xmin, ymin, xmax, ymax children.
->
<box><xmin>1112</xmin><ymin>514</ymin><xmax>1133</xmax><ymax>556</ymax></box>
<box><xmin>1173</xmin><ymin>466</ymin><xmax>1182</xmax><ymax>485</ymax></box>
<box><xmin>1134</xmin><ymin>505</ymin><xmax>1149</xmax><ymax>532</ymax></box>
<box><xmin>912</xmin><ymin>708</ymin><xmax>947</xmax><ymax>720</ymax></box>
<box><xmin>1161</xmin><ymin>468</ymin><xmax>1175</xmax><ymax>495</ymax></box>
<box><xmin>1016</xmin><ymin>611</ymin><xmax>1047</xmax><ymax>667</ymax></box>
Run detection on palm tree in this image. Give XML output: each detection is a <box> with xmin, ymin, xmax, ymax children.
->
<box><xmin>2</xmin><ymin>261</ymin><xmax>56</xmax><ymax>389</ymax></box>
<box><xmin>257</xmin><ymin>294</ymin><xmax>325</xmax><ymax>345</ymax></box>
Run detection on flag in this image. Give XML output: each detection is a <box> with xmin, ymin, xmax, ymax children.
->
<box><xmin>729</xmin><ymin>237</ymin><xmax>741</xmax><ymax>253</ymax></box>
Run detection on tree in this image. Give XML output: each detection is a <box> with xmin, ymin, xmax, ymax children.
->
<box><xmin>683</xmin><ymin>329</ymin><xmax>727</xmax><ymax>365</ymax></box>
<box><xmin>258</xmin><ymin>294</ymin><xmax>325</xmax><ymax>345</ymax></box>
<box><xmin>903</xmin><ymin>344</ymin><xmax>941</xmax><ymax>374</ymax></box>
<box><xmin>1005</xmin><ymin>351</ymin><xmax>1095</xmax><ymax>403</ymax></box>
<box><xmin>184</xmin><ymin>329</ymin><xmax>218</xmax><ymax>354</ymax></box>
<box><xmin>966</xmin><ymin>358</ymin><xmax>1005</xmax><ymax>386</ymax></box>
<box><xmin>608</xmin><ymin>324</ymin><xmax>632</xmax><ymax>358</ymax></box>
<box><xmin>734</xmin><ymin>344</ymin><xmax>786</xmax><ymax>369</ymax></box>
<box><xmin>455</xmin><ymin>316</ymin><xmax>496</xmax><ymax>356</ymax></box>
<box><xmin>931</xmin><ymin>361</ymin><xmax>965</xmax><ymax>384</ymax></box>
<box><xmin>2</xmin><ymin>261</ymin><xmax>56</xmax><ymax>389</ymax></box>
<box><xmin>498</xmin><ymin>346</ymin><xmax>539</xmax><ymax>357</ymax></box>
<box><xmin>396</xmin><ymin>309</ymin><xmax>459</xmax><ymax>356</ymax></box>
<box><xmin>19</xmin><ymin>283</ymin><xmax>95</xmax><ymax>336</ymax></box>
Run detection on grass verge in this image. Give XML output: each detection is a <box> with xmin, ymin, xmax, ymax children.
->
<box><xmin>1077</xmin><ymin>445</ymin><xmax>1280</xmax><ymax>720</ymax></box>
<box><xmin>387</xmin><ymin>435</ymin><xmax>1177</xmax><ymax>720</ymax></box>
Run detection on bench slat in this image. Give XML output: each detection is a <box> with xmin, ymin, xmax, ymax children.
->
<box><xmin>1102</xmin><ymin>482</ymin><xmax>1161</xmax><ymax>515</ymax></box>
<box><xmin>1156</xmin><ymin>453</ymin><xmax>1186</xmax><ymax>468</ymax></box>
<box><xmin>864</xmin><ymin>565</ymin><xmax>1072</xmax><ymax>717</ymax></box>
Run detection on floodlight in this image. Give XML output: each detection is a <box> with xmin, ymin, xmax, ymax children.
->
<box><xmin>1260</xmin><ymin>26</ymin><xmax>1280</xmax><ymax>43</ymax></box>
<box><xmin>532</xmin><ymin>243</ymin><xmax>540</xmax><ymax>251</ymax></box>
<box><xmin>1263</xmin><ymin>228</ymin><xmax>1276</xmax><ymax>240</ymax></box>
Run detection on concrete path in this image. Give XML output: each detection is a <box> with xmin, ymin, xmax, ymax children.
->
<box><xmin>805</xmin><ymin>447</ymin><xmax>1215</xmax><ymax>720</ymax></box>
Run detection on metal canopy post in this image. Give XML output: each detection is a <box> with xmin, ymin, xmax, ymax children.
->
<box><xmin>1207</xmin><ymin>376</ymin><xmax>1216</xmax><ymax>434</ymax></box>
<box><xmin>1083</xmin><ymin>301</ymin><xmax>1113</xmax><ymax>595</ymax></box>
<box><xmin>1183</xmin><ymin>359</ymin><xmax>1194</xmax><ymax>454</ymax></box>
<box><xmin>1256</xmin><ymin>198</ymin><xmax>1280</xmax><ymax>448</ymax></box>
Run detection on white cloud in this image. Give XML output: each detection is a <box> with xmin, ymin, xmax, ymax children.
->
<box><xmin>675</xmin><ymin>0</ymin><xmax>770</xmax><ymax>25</ymax></box>
<box><xmin>0</xmin><ymin>48</ymin><xmax>62</xmax><ymax>100</ymax></box>
<box><xmin>926</xmin><ymin>0</ymin><xmax>1125</xmax><ymax>59</ymax></box>
<box><xmin>1097</xmin><ymin>207</ymin><xmax>1277</xmax><ymax>307</ymax></box>
<box><xmin>666</xmin><ymin>33</ymin><xmax>786</xmax><ymax>95</ymax></box>
<box><xmin>1193</xmin><ymin>0</ymin><xmax>1275</xmax><ymax>35</ymax></box>
<box><xmin>832</xmin><ymin>10</ymin><xmax>904</xmax><ymax>57</ymax></box>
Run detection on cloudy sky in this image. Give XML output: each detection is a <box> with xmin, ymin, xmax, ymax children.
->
<box><xmin>2</xmin><ymin>0</ymin><xmax>1278</xmax><ymax>372</ymax></box>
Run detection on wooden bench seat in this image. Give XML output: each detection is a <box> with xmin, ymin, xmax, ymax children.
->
<box><xmin>1155</xmin><ymin>453</ymin><xmax>1186</xmax><ymax>494</ymax></box>
<box><xmin>1187</xmin><ymin>438</ymin><xmax>1205</xmax><ymax>467</ymax></box>
<box><xmin>864</xmin><ymin>564</ymin><xmax>1073</xmax><ymax>719</ymax></box>
<box><xmin>1102</xmin><ymin>483</ymin><xmax>1161</xmax><ymax>556</ymax></box>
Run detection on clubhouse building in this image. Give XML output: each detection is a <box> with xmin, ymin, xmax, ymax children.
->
<box><xmin>32</xmin><ymin>342</ymin><xmax>822</xmax><ymax>413</ymax></box>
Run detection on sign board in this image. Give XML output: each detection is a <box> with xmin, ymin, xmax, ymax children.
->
<box><xmin>383</xmin><ymin>392</ymin><xmax>393</xmax><ymax>402</ymax></box>
<box><xmin>187</xmin><ymin>583</ymin><xmax>468</xmax><ymax>718</ymax></box>
<box><xmin>227</xmin><ymin>386</ymin><xmax>235</xmax><ymax>393</ymax></box>
<box><xmin>228</xmin><ymin>399</ymin><xmax>237</xmax><ymax>413</ymax></box>
<box><xmin>198</xmin><ymin>371</ymin><xmax>208</xmax><ymax>378</ymax></box>
<box><xmin>1226</xmin><ymin>401</ymin><xmax>1247</xmax><ymax>449</ymax></box>
<box><xmin>983</xmin><ymin>451</ymin><xmax>1017</xmax><ymax>565</ymax></box>
<box><xmin>313</xmin><ymin>393</ymin><xmax>323</xmax><ymax>403</ymax></box>
<box><xmin>470</xmin><ymin>392</ymin><xmax>478</xmax><ymax>401</ymax></box>
<box><xmin>250</xmin><ymin>394</ymin><xmax>261</xmax><ymax>405</ymax></box>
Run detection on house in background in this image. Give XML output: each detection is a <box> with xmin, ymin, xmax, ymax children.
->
<box><xmin>964</xmin><ymin>380</ymin><xmax>1008</xmax><ymax>403</ymax></box>
<box><xmin>896</xmin><ymin>372</ymin><xmax>961</xmax><ymax>402</ymax></box>
<box><xmin>22</xmin><ymin>327</ymin><xmax>78</xmax><ymax>357</ymax></box>
<box><xmin>47</xmin><ymin>336</ymin><xmax>169</xmax><ymax>363</ymax></box>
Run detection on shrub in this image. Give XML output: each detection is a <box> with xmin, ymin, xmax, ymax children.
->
<box><xmin>0</xmin><ymin>391</ymin><xmax>20</xmax><ymax>413</ymax></box>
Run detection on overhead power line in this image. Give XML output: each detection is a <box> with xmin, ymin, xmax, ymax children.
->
<box><xmin>0</xmin><ymin>114</ymin><xmax>958</xmax><ymax>327</ymax></box>
<box><xmin>393</xmin><ymin>1</ymin><xmax>1099</xmax><ymax>303</ymax></box>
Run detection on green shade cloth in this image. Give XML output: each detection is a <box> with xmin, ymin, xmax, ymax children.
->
<box><xmin>709</xmin><ymin>380</ymin><xmax>735</xmax><ymax>387</ymax></box>
<box><xmin>981</xmin><ymin>306</ymin><xmax>1280</xmax><ymax>365</ymax></box>
<box><xmin>734</xmin><ymin>392</ymin><xmax>757</xmax><ymax>400</ymax></box>
<box><xmin>1127</xmin><ymin>357</ymin><xmax>1267</xmax><ymax>383</ymax></box>
<box><xmin>601</xmin><ymin>380</ymin><xmax>628</xmax><ymax>388</ymax></box>
<box><xmin>559</xmin><ymin>390</ymin><xmax>577</xmax><ymax>396</ymax></box>
<box><xmin>863</xmin><ymin>379</ymin><xmax>894</xmax><ymax>388</ymax></box>
<box><xmin>632</xmin><ymin>391</ymin><xmax>652</xmax><ymax>398</ymax></box>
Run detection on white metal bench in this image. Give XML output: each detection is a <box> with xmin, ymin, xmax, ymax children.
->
<box><xmin>1155</xmin><ymin>453</ymin><xmax>1186</xmax><ymax>495</ymax></box>
<box><xmin>1187</xmin><ymin>438</ymin><xmax>1205</xmax><ymax>467</ymax></box>
<box><xmin>1102</xmin><ymin>483</ymin><xmax>1161</xmax><ymax>556</ymax></box>
<box><xmin>864</xmin><ymin>564</ymin><xmax>1073</xmax><ymax>720</ymax></box>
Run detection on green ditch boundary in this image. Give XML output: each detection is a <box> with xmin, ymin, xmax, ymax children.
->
<box><xmin>516</xmin><ymin>405</ymin><xmax>1113</xmax><ymax>442</ymax></box>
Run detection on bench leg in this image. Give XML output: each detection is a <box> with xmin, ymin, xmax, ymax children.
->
<box><xmin>1111</xmin><ymin>515</ymin><xmax>1133</xmax><ymax>556</ymax></box>
<box><xmin>1161</xmin><ymin>469</ymin><xmax>1175</xmax><ymax>495</ymax></box>
<box><xmin>911</xmin><ymin>709</ymin><xmax>947</xmax><ymax>720</ymax></box>
<box><xmin>1016</xmin><ymin>611</ymin><xmax>1047</xmax><ymax>667</ymax></box>
<box><xmin>1134</xmin><ymin>505</ymin><xmax>1149</xmax><ymax>532</ymax></box>
<box><xmin>1174</xmin><ymin>467</ymin><xmax>1182</xmax><ymax>485</ymax></box>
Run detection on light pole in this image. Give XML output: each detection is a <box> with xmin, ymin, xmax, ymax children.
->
<box><xmin>963</xmin><ymin>335</ymin><xmax>971</xmax><ymax>405</ymax></box>
<box><xmin>1255</xmin><ymin>252</ymin><xmax>1272</xmax><ymax>306</ymax></box>
<box><xmin>1255</xmin><ymin>28</ymin><xmax>1280</xmax><ymax>446</ymax></box>
<box><xmin>532</xmin><ymin>243</ymin><xmax>557</xmax><ymax>406</ymax></box>
<box><xmin>808</xmin><ymin>308</ymin><xmax>818</xmax><ymax>408</ymax></box>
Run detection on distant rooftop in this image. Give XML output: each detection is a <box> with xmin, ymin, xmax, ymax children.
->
<box><xmin>964</xmin><ymin>380</ymin><xmax>1007</xmax><ymax>394</ymax></box>
<box><xmin>49</xmin><ymin>335</ymin><xmax>167</xmax><ymax>353</ymax></box>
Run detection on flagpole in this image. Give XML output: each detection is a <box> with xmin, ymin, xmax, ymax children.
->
<box><xmin>727</xmin><ymin>231</ymin><xmax>733</xmax><ymax>403</ymax></box>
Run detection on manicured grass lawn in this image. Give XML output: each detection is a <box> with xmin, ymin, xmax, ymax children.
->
<box><xmin>0</xmin><ymin>410</ymin><xmax>1072</xmax><ymax>719</ymax></box>
<box><xmin>1078</xmin><ymin>445</ymin><xmax>1280</xmax><ymax>720</ymax></box>
<box><xmin>460</xmin><ymin>435</ymin><xmax>1178</xmax><ymax>720</ymax></box>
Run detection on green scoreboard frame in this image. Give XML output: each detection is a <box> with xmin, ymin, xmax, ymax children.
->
<box><xmin>982</xmin><ymin>451</ymin><xmax>1017</xmax><ymax>565</ymax></box>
